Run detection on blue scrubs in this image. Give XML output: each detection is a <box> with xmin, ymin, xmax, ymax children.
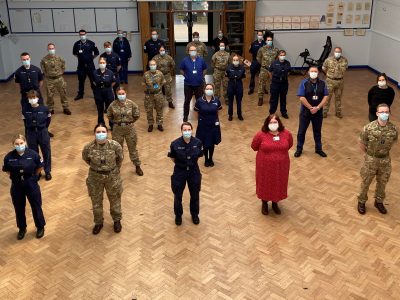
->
<box><xmin>93</xmin><ymin>68</ymin><xmax>116</xmax><ymax>127</ymax></box>
<box><xmin>226</xmin><ymin>64</ymin><xmax>246</xmax><ymax>117</ymax></box>
<box><xmin>113</xmin><ymin>37</ymin><xmax>132</xmax><ymax>83</ymax></box>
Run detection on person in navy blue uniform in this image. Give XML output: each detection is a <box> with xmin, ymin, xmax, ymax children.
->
<box><xmin>93</xmin><ymin>57</ymin><xmax>116</xmax><ymax>129</ymax></box>
<box><xmin>23</xmin><ymin>90</ymin><xmax>52</xmax><ymax>181</ymax></box>
<box><xmin>144</xmin><ymin>30</ymin><xmax>165</xmax><ymax>64</ymax></box>
<box><xmin>248</xmin><ymin>32</ymin><xmax>266</xmax><ymax>95</ymax></box>
<box><xmin>180</xmin><ymin>45</ymin><xmax>208</xmax><ymax>122</ymax></box>
<box><xmin>194</xmin><ymin>83</ymin><xmax>222</xmax><ymax>167</ymax></box>
<box><xmin>226</xmin><ymin>54</ymin><xmax>246</xmax><ymax>121</ymax></box>
<box><xmin>100</xmin><ymin>41</ymin><xmax>121</xmax><ymax>99</ymax></box>
<box><xmin>2</xmin><ymin>134</ymin><xmax>46</xmax><ymax>240</ymax></box>
<box><xmin>212</xmin><ymin>30</ymin><xmax>229</xmax><ymax>53</ymax></box>
<box><xmin>113</xmin><ymin>30</ymin><xmax>132</xmax><ymax>84</ymax></box>
<box><xmin>268</xmin><ymin>50</ymin><xmax>292</xmax><ymax>119</ymax></box>
<box><xmin>168</xmin><ymin>122</ymin><xmax>203</xmax><ymax>226</ymax></box>
<box><xmin>294</xmin><ymin>66</ymin><xmax>329</xmax><ymax>158</ymax></box>
<box><xmin>73</xmin><ymin>29</ymin><xmax>99</xmax><ymax>100</ymax></box>
<box><xmin>14</xmin><ymin>52</ymin><xmax>44</xmax><ymax>110</ymax></box>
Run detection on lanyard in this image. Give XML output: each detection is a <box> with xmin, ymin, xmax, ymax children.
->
<box><xmin>193</xmin><ymin>58</ymin><xmax>196</xmax><ymax>70</ymax></box>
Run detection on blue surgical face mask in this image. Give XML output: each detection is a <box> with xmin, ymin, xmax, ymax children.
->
<box><xmin>190</xmin><ymin>50</ymin><xmax>197</xmax><ymax>57</ymax></box>
<box><xmin>48</xmin><ymin>49</ymin><xmax>56</xmax><ymax>55</ymax></box>
<box><xmin>182</xmin><ymin>131</ymin><xmax>192</xmax><ymax>139</ymax></box>
<box><xmin>96</xmin><ymin>132</ymin><xmax>107</xmax><ymax>141</ymax></box>
<box><xmin>149</xmin><ymin>65</ymin><xmax>157</xmax><ymax>71</ymax></box>
<box><xmin>15</xmin><ymin>144</ymin><xmax>26</xmax><ymax>152</ymax></box>
<box><xmin>205</xmin><ymin>89</ymin><xmax>214</xmax><ymax>96</ymax></box>
<box><xmin>378</xmin><ymin>112</ymin><xmax>389</xmax><ymax>121</ymax></box>
<box><xmin>118</xmin><ymin>33</ymin><xmax>123</xmax><ymax>38</ymax></box>
<box><xmin>117</xmin><ymin>94</ymin><xmax>126</xmax><ymax>101</ymax></box>
<box><xmin>266</xmin><ymin>40</ymin><xmax>273</xmax><ymax>46</ymax></box>
<box><xmin>22</xmin><ymin>59</ymin><xmax>30</xmax><ymax>67</ymax></box>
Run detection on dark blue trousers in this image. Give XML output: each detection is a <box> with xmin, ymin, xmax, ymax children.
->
<box><xmin>228</xmin><ymin>84</ymin><xmax>243</xmax><ymax>117</ymax></box>
<box><xmin>77</xmin><ymin>64</ymin><xmax>95</xmax><ymax>96</ymax></box>
<box><xmin>94</xmin><ymin>88</ymin><xmax>114</xmax><ymax>128</ymax></box>
<box><xmin>119</xmin><ymin>60</ymin><xmax>129</xmax><ymax>83</ymax></box>
<box><xmin>171</xmin><ymin>170</ymin><xmax>201</xmax><ymax>217</ymax></box>
<box><xmin>269</xmin><ymin>81</ymin><xmax>288</xmax><ymax>114</ymax></box>
<box><xmin>249</xmin><ymin>60</ymin><xmax>261</xmax><ymax>91</ymax></box>
<box><xmin>26</xmin><ymin>129</ymin><xmax>51</xmax><ymax>174</ymax></box>
<box><xmin>296</xmin><ymin>110</ymin><xmax>323</xmax><ymax>152</ymax></box>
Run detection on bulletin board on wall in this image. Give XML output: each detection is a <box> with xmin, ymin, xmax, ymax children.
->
<box><xmin>255</xmin><ymin>0</ymin><xmax>373</xmax><ymax>31</ymax></box>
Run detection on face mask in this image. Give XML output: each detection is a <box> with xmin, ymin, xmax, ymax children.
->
<box><xmin>279</xmin><ymin>56</ymin><xmax>286</xmax><ymax>61</ymax></box>
<box><xmin>220</xmin><ymin>47</ymin><xmax>225</xmax><ymax>51</ymax></box>
<box><xmin>99</xmin><ymin>63</ymin><xmax>107</xmax><ymax>70</ymax></box>
<box><xmin>205</xmin><ymin>90</ymin><xmax>214</xmax><ymax>97</ymax></box>
<box><xmin>268</xmin><ymin>123</ymin><xmax>279</xmax><ymax>132</ymax></box>
<box><xmin>117</xmin><ymin>94</ymin><xmax>126</xmax><ymax>101</ymax></box>
<box><xmin>118</xmin><ymin>33</ymin><xmax>123</xmax><ymax>38</ymax></box>
<box><xmin>218</xmin><ymin>33</ymin><xmax>223</xmax><ymax>38</ymax></box>
<box><xmin>96</xmin><ymin>132</ymin><xmax>107</xmax><ymax>141</ymax></box>
<box><xmin>80</xmin><ymin>35</ymin><xmax>87</xmax><ymax>41</ymax></box>
<box><xmin>15</xmin><ymin>144</ymin><xmax>26</xmax><ymax>152</ymax></box>
<box><xmin>152</xmin><ymin>34</ymin><xmax>157</xmax><ymax>40</ymax></box>
<box><xmin>29</xmin><ymin>98</ymin><xmax>39</xmax><ymax>105</ymax></box>
<box><xmin>190</xmin><ymin>51</ymin><xmax>197</xmax><ymax>57</ymax></box>
<box><xmin>334</xmin><ymin>52</ymin><xmax>341</xmax><ymax>59</ymax></box>
<box><xmin>233</xmin><ymin>61</ymin><xmax>239</xmax><ymax>66</ymax></box>
<box><xmin>310</xmin><ymin>72</ymin><xmax>318</xmax><ymax>79</ymax></box>
<box><xmin>160</xmin><ymin>51</ymin><xmax>166</xmax><ymax>56</ymax></box>
<box><xmin>149</xmin><ymin>65</ymin><xmax>157</xmax><ymax>71</ymax></box>
<box><xmin>257</xmin><ymin>35</ymin><xmax>263</xmax><ymax>41</ymax></box>
<box><xmin>266</xmin><ymin>40</ymin><xmax>273</xmax><ymax>46</ymax></box>
<box><xmin>378</xmin><ymin>80</ymin><xmax>387</xmax><ymax>87</ymax></box>
<box><xmin>22</xmin><ymin>60</ymin><xmax>30</xmax><ymax>67</ymax></box>
<box><xmin>193</xmin><ymin>37</ymin><xmax>199</xmax><ymax>42</ymax></box>
<box><xmin>182</xmin><ymin>131</ymin><xmax>192</xmax><ymax>139</ymax></box>
<box><xmin>105</xmin><ymin>47</ymin><xmax>112</xmax><ymax>54</ymax></box>
<box><xmin>48</xmin><ymin>49</ymin><xmax>56</xmax><ymax>55</ymax></box>
<box><xmin>378</xmin><ymin>112</ymin><xmax>389</xmax><ymax>121</ymax></box>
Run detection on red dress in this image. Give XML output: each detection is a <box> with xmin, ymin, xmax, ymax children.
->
<box><xmin>251</xmin><ymin>129</ymin><xmax>293</xmax><ymax>202</ymax></box>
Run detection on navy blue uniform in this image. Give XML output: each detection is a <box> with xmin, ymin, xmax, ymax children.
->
<box><xmin>268</xmin><ymin>59</ymin><xmax>292</xmax><ymax>115</ymax></box>
<box><xmin>226</xmin><ymin>64</ymin><xmax>246</xmax><ymax>117</ymax></box>
<box><xmin>168</xmin><ymin>136</ymin><xmax>203</xmax><ymax>218</ymax></box>
<box><xmin>93</xmin><ymin>68</ymin><xmax>116</xmax><ymax>127</ymax></box>
<box><xmin>73</xmin><ymin>39</ymin><xmax>99</xmax><ymax>97</ymax></box>
<box><xmin>194</xmin><ymin>96</ymin><xmax>222</xmax><ymax>148</ymax></box>
<box><xmin>14</xmin><ymin>65</ymin><xmax>44</xmax><ymax>110</ymax></box>
<box><xmin>144</xmin><ymin>39</ymin><xmax>165</xmax><ymax>62</ymax></box>
<box><xmin>212</xmin><ymin>36</ymin><xmax>229</xmax><ymax>53</ymax></box>
<box><xmin>23</xmin><ymin>105</ymin><xmax>52</xmax><ymax>174</ymax></box>
<box><xmin>296</xmin><ymin>78</ymin><xmax>329</xmax><ymax>152</ymax></box>
<box><xmin>113</xmin><ymin>37</ymin><xmax>132</xmax><ymax>83</ymax></box>
<box><xmin>100</xmin><ymin>52</ymin><xmax>121</xmax><ymax>98</ymax></box>
<box><xmin>248</xmin><ymin>40</ymin><xmax>266</xmax><ymax>91</ymax></box>
<box><xmin>3</xmin><ymin>149</ymin><xmax>46</xmax><ymax>230</ymax></box>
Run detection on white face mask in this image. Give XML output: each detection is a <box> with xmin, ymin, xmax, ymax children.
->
<box><xmin>117</xmin><ymin>33</ymin><xmax>123</xmax><ymax>38</ymax></box>
<box><xmin>310</xmin><ymin>71</ymin><xmax>318</xmax><ymax>79</ymax></box>
<box><xmin>160</xmin><ymin>50</ymin><xmax>166</xmax><ymax>56</ymax></box>
<box><xmin>268</xmin><ymin>123</ymin><xmax>279</xmax><ymax>132</ymax></box>
<box><xmin>29</xmin><ymin>98</ymin><xmax>39</xmax><ymax>105</ymax></box>
<box><xmin>220</xmin><ymin>47</ymin><xmax>225</xmax><ymax>51</ymax></box>
<box><xmin>233</xmin><ymin>61</ymin><xmax>239</xmax><ymax>66</ymax></box>
<box><xmin>190</xmin><ymin>50</ymin><xmax>197</xmax><ymax>57</ymax></box>
<box><xmin>218</xmin><ymin>33</ymin><xmax>223</xmax><ymax>38</ymax></box>
<box><xmin>279</xmin><ymin>56</ymin><xmax>286</xmax><ymax>61</ymax></box>
<box><xmin>105</xmin><ymin>47</ymin><xmax>112</xmax><ymax>54</ymax></box>
<box><xmin>193</xmin><ymin>37</ymin><xmax>199</xmax><ymax>42</ymax></box>
<box><xmin>257</xmin><ymin>35</ymin><xmax>263</xmax><ymax>41</ymax></box>
<box><xmin>80</xmin><ymin>35</ymin><xmax>87</xmax><ymax>41</ymax></box>
<box><xmin>99</xmin><ymin>63</ymin><xmax>107</xmax><ymax>70</ymax></box>
<box><xmin>334</xmin><ymin>52</ymin><xmax>342</xmax><ymax>59</ymax></box>
<box><xmin>378</xmin><ymin>80</ymin><xmax>387</xmax><ymax>87</ymax></box>
<box><xmin>152</xmin><ymin>34</ymin><xmax>157</xmax><ymax>40</ymax></box>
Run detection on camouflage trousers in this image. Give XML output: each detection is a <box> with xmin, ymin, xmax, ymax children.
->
<box><xmin>164</xmin><ymin>73</ymin><xmax>173</xmax><ymax>103</ymax></box>
<box><xmin>258</xmin><ymin>68</ymin><xmax>271</xmax><ymax>98</ymax></box>
<box><xmin>357</xmin><ymin>155</ymin><xmax>391</xmax><ymax>204</ymax></box>
<box><xmin>86</xmin><ymin>169</ymin><xmax>123</xmax><ymax>224</ymax></box>
<box><xmin>213</xmin><ymin>69</ymin><xmax>228</xmax><ymax>101</ymax></box>
<box><xmin>46</xmin><ymin>77</ymin><xmax>68</xmax><ymax>110</ymax></box>
<box><xmin>324</xmin><ymin>79</ymin><xmax>344</xmax><ymax>116</ymax></box>
<box><xmin>144</xmin><ymin>93</ymin><xmax>164</xmax><ymax>125</ymax></box>
<box><xmin>112</xmin><ymin>124</ymin><xmax>141</xmax><ymax>166</ymax></box>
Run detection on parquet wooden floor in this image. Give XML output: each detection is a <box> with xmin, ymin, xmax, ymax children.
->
<box><xmin>0</xmin><ymin>69</ymin><xmax>399</xmax><ymax>300</ymax></box>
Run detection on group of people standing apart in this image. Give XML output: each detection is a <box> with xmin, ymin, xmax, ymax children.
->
<box><xmin>2</xmin><ymin>28</ymin><xmax>398</xmax><ymax>239</ymax></box>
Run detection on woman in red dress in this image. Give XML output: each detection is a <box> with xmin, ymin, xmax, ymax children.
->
<box><xmin>251</xmin><ymin>114</ymin><xmax>293</xmax><ymax>215</ymax></box>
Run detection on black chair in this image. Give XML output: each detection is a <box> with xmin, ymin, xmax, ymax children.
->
<box><xmin>299</xmin><ymin>36</ymin><xmax>332</xmax><ymax>73</ymax></box>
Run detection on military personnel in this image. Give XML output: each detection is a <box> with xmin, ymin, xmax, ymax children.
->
<box><xmin>357</xmin><ymin>104</ymin><xmax>398</xmax><ymax>215</ymax></box>
<box><xmin>248</xmin><ymin>31</ymin><xmax>266</xmax><ymax>95</ymax></box>
<box><xmin>153</xmin><ymin>46</ymin><xmax>176</xmax><ymax>109</ymax></box>
<box><xmin>41</xmin><ymin>43</ymin><xmax>71</xmax><ymax>115</ymax></box>
<box><xmin>144</xmin><ymin>30</ymin><xmax>165</xmax><ymax>64</ymax></box>
<box><xmin>82</xmin><ymin>124</ymin><xmax>124</xmax><ymax>235</ymax></box>
<box><xmin>107</xmin><ymin>87</ymin><xmax>144</xmax><ymax>176</ymax></box>
<box><xmin>143</xmin><ymin>60</ymin><xmax>166</xmax><ymax>132</ymax></box>
<box><xmin>211</xmin><ymin>42</ymin><xmax>230</xmax><ymax>104</ymax></box>
<box><xmin>100</xmin><ymin>41</ymin><xmax>121</xmax><ymax>99</ymax></box>
<box><xmin>186</xmin><ymin>32</ymin><xmax>208</xmax><ymax>58</ymax></box>
<box><xmin>113</xmin><ymin>29</ymin><xmax>132</xmax><ymax>84</ymax></box>
<box><xmin>322</xmin><ymin>46</ymin><xmax>348</xmax><ymax>118</ymax></box>
<box><xmin>256</xmin><ymin>36</ymin><xmax>279</xmax><ymax>106</ymax></box>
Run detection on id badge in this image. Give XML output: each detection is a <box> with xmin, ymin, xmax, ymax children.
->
<box><xmin>215</xmin><ymin>121</ymin><xmax>220</xmax><ymax>126</ymax></box>
<box><xmin>312</xmin><ymin>95</ymin><xmax>318</xmax><ymax>100</ymax></box>
<box><xmin>193</xmin><ymin>70</ymin><xmax>197</xmax><ymax>74</ymax></box>
<box><xmin>273</xmin><ymin>136</ymin><xmax>280</xmax><ymax>141</ymax></box>
<box><xmin>120</xmin><ymin>49</ymin><xmax>124</xmax><ymax>52</ymax></box>
<box><xmin>78</xmin><ymin>50</ymin><xmax>83</xmax><ymax>53</ymax></box>
<box><xmin>153</xmin><ymin>83</ymin><xmax>159</xmax><ymax>89</ymax></box>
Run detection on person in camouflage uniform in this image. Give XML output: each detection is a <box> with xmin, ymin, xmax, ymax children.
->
<box><xmin>211</xmin><ymin>41</ymin><xmax>230</xmax><ymax>104</ymax></box>
<box><xmin>357</xmin><ymin>104</ymin><xmax>398</xmax><ymax>215</ymax></box>
<box><xmin>107</xmin><ymin>87</ymin><xmax>143</xmax><ymax>176</ymax></box>
<box><xmin>40</xmin><ymin>43</ymin><xmax>71</xmax><ymax>115</ymax></box>
<box><xmin>82</xmin><ymin>124</ymin><xmax>124</xmax><ymax>235</ymax></box>
<box><xmin>257</xmin><ymin>36</ymin><xmax>279</xmax><ymax>106</ymax></box>
<box><xmin>186</xmin><ymin>32</ymin><xmax>208</xmax><ymax>58</ymax></box>
<box><xmin>322</xmin><ymin>47</ymin><xmax>348</xmax><ymax>118</ymax></box>
<box><xmin>143</xmin><ymin>60</ymin><xmax>166</xmax><ymax>132</ymax></box>
<box><xmin>153</xmin><ymin>45</ymin><xmax>176</xmax><ymax>109</ymax></box>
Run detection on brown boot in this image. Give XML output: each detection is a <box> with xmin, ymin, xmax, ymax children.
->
<box><xmin>272</xmin><ymin>202</ymin><xmax>281</xmax><ymax>215</ymax></box>
<box><xmin>135</xmin><ymin>166</ymin><xmax>144</xmax><ymax>176</ymax></box>
<box><xmin>261</xmin><ymin>201</ymin><xmax>268</xmax><ymax>215</ymax></box>
<box><xmin>258</xmin><ymin>98</ymin><xmax>263</xmax><ymax>106</ymax></box>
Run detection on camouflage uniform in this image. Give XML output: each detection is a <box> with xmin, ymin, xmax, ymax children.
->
<box><xmin>153</xmin><ymin>53</ymin><xmax>175</xmax><ymax>104</ymax></box>
<box><xmin>107</xmin><ymin>99</ymin><xmax>141</xmax><ymax>166</ymax></box>
<box><xmin>257</xmin><ymin>46</ymin><xmax>279</xmax><ymax>99</ymax></box>
<box><xmin>186</xmin><ymin>41</ymin><xmax>208</xmax><ymax>58</ymax></box>
<box><xmin>40</xmin><ymin>54</ymin><xmax>68</xmax><ymax>110</ymax></box>
<box><xmin>358</xmin><ymin>120</ymin><xmax>398</xmax><ymax>204</ymax></box>
<box><xmin>212</xmin><ymin>50</ymin><xmax>230</xmax><ymax>102</ymax></box>
<box><xmin>143</xmin><ymin>70</ymin><xmax>166</xmax><ymax>125</ymax></box>
<box><xmin>82</xmin><ymin>139</ymin><xmax>124</xmax><ymax>225</ymax></box>
<box><xmin>322</xmin><ymin>56</ymin><xmax>348</xmax><ymax>117</ymax></box>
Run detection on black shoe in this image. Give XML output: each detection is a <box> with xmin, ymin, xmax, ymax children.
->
<box><xmin>74</xmin><ymin>95</ymin><xmax>83</xmax><ymax>101</ymax></box>
<box><xmin>315</xmin><ymin>150</ymin><xmax>327</xmax><ymax>157</ymax></box>
<box><xmin>248</xmin><ymin>89</ymin><xmax>254</xmax><ymax>95</ymax></box>
<box><xmin>374</xmin><ymin>201</ymin><xmax>387</xmax><ymax>214</ymax></box>
<box><xmin>175</xmin><ymin>216</ymin><xmax>182</xmax><ymax>226</ymax></box>
<box><xmin>183</xmin><ymin>117</ymin><xmax>188</xmax><ymax>122</ymax></box>
<box><xmin>258</xmin><ymin>98</ymin><xmax>263</xmax><ymax>106</ymax></box>
<box><xmin>261</xmin><ymin>201</ymin><xmax>268</xmax><ymax>215</ymax></box>
<box><xmin>209</xmin><ymin>160</ymin><xmax>214</xmax><ymax>167</ymax></box>
<box><xmin>135</xmin><ymin>166</ymin><xmax>144</xmax><ymax>176</ymax></box>
<box><xmin>92</xmin><ymin>224</ymin><xmax>103</xmax><ymax>235</ymax></box>
<box><xmin>192</xmin><ymin>215</ymin><xmax>200</xmax><ymax>225</ymax></box>
<box><xmin>36</xmin><ymin>228</ymin><xmax>45</xmax><ymax>239</ymax></box>
<box><xmin>157</xmin><ymin>125</ymin><xmax>164</xmax><ymax>132</ymax></box>
<box><xmin>228</xmin><ymin>115</ymin><xmax>233</xmax><ymax>121</ymax></box>
<box><xmin>204</xmin><ymin>160</ymin><xmax>210</xmax><ymax>167</ymax></box>
<box><xmin>238</xmin><ymin>115</ymin><xmax>244</xmax><ymax>121</ymax></box>
<box><xmin>281</xmin><ymin>113</ymin><xmax>289</xmax><ymax>119</ymax></box>
<box><xmin>45</xmin><ymin>173</ymin><xmax>52</xmax><ymax>181</ymax></box>
<box><xmin>168</xmin><ymin>102</ymin><xmax>175</xmax><ymax>109</ymax></box>
<box><xmin>294</xmin><ymin>150</ymin><xmax>302</xmax><ymax>157</ymax></box>
<box><xmin>148</xmin><ymin>125</ymin><xmax>153</xmax><ymax>132</ymax></box>
<box><xmin>113</xmin><ymin>221</ymin><xmax>122</xmax><ymax>233</ymax></box>
<box><xmin>50</xmin><ymin>109</ymin><xmax>55</xmax><ymax>115</ymax></box>
<box><xmin>48</xmin><ymin>131</ymin><xmax>54</xmax><ymax>138</ymax></box>
<box><xmin>358</xmin><ymin>202</ymin><xmax>366</xmax><ymax>215</ymax></box>
<box><xmin>63</xmin><ymin>108</ymin><xmax>72</xmax><ymax>115</ymax></box>
<box><xmin>272</xmin><ymin>202</ymin><xmax>281</xmax><ymax>215</ymax></box>
<box><xmin>17</xmin><ymin>228</ymin><xmax>27</xmax><ymax>240</ymax></box>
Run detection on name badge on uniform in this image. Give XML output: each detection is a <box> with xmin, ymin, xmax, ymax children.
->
<box><xmin>193</xmin><ymin>70</ymin><xmax>197</xmax><ymax>74</ymax></box>
<box><xmin>153</xmin><ymin>83</ymin><xmax>159</xmax><ymax>89</ymax></box>
<box><xmin>273</xmin><ymin>136</ymin><xmax>280</xmax><ymax>141</ymax></box>
<box><xmin>215</xmin><ymin>121</ymin><xmax>220</xmax><ymax>126</ymax></box>
<box><xmin>79</xmin><ymin>50</ymin><xmax>83</xmax><ymax>53</ymax></box>
<box><xmin>312</xmin><ymin>95</ymin><xmax>318</xmax><ymax>100</ymax></box>
<box><xmin>120</xmin><ymin>49</ymin><xmax>124</xmax><ymax>52</ymax></box>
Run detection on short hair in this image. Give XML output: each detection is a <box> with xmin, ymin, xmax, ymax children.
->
<box><xmin>159</xmin><ymin>45</ymin><xmax>166</xmax><ymax>51</ymax></box>
<box><xmin>116</xmin><ymin>87</ymin><xmax>126</xmax><ymax>93</ymax></box>
<box><xmin>262</xmin><ymin>114</ymin><xmax>285</xmax><ymax>133</ymax></box>
<box><xmin>79</xmin><ymin>29</ymin><xmax>86</xmax><ymax>34</ymax></box>
<box><xmin>151</xmin><ymin>30</ymin><xmax>158</xmax><ymax>34</ymax></box>
<box><xmin>98</xmin><ymin>57</ymin><xmax>107</xmax><ymax>63</ymax></box>
<box><xmin>148</xmin><ymin>59</ymin><xmax>156</xmax><ymax>65</ymax></box>
<box><xmin>219</xmin><ymin>42</ymin><xmax>225</xmax><ymax>47</ymax></box>
<box><xmin>181</xmin><ymin>122</ymin><xmax>193</xmax><ymax>130</ymax></box>
<box><xmin>309</xmin><ymin>66</ymin><xmax>318</xmax><ymax>71</ymax></box>
<box><xmin>278</xmin><ymin>50</ymin><xmax>286</xmax><ymax>55</ymax></box>
<box><xmin>103</xmin><ymin>41</ymin><xmax>112</xmax><ymax>47</ymax></box>
<box><xmin>20</xmin><ymin>52</ymin><xmax>30</xmax><ymax>57</ymax></box>
<box><xmin>26</xmin><ymin>90</ymin><xmax>39</xmax><ymax>98</ymax></box>
<box><xmin>377</xmin><ymin>73</ymin><xmax>388</xmax><ymax>82</ymax></box>
<box><xmin>47</xmin><ymin>43</ymin><xmax>55</xmax><ymax>47</ymax></box>
<box><xmin>257</xmin><ymin>31</ymin><xmax>263</xmax><ymax>35</ymax></box>
<box><xmin>12</xmin><ymin>134</ymin><xmax>26</xmax><ymax>144</ymax></box>
<box><xmin>232</xmin><ymin>54</ymin><xmax>240</xmax><ymax>60</ymax></box>
<box><xmin>193</xmin><ymin>32</ymin><xmax>199</xmax><ymax>37</ymax></box>
<box><xmin>334</xmin><ymin>47</ymin><xmax>342</xmax><ymax>52</ymax></box>
<box><xmin>94</xmin><ymin>123</ymin><xmax>108</xmax><ymax>133</ymax></box>
<box><xmin>377</xmin><ymin>103</ymin><xmax>390</xmax><ymax>111</ymax></box>
<box><xmin>266</xmin><ymin>36</ymin><xmax>273</xmax><ymax>40</ymax></box>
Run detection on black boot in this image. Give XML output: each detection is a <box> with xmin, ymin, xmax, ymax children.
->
<box><xmin>272</xmin><ymin>202</ymin><xmax>281</xmax><ymax>215</ymax></box>
<box><xmin>261</xmin><ymin>201</ymin><xmax>268</xmax><ymax>215</ymax></box>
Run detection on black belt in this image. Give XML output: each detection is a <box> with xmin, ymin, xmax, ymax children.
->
<box><xmin>327</xmin><ymin>77</ymin><xmax>343</xmax><ymax>80</ymax></box>
<box><xmin>90</xmin><ymin>168</ymin><xmax>116</xmax><ymax>174</ymax></box>
<box><xmin>27</xmin><ymin>126</ymin><xmax>46</xmax><ymax>131</ymax></box>
<box><xmin>367</xmin><ymin>153</ymin><xmax>389</xmax><ymax>159</ymax></box>
<box><xmin>115</xmin><ymin>122</ymin><xmax>133</xmax><ymax>126</ymax></box>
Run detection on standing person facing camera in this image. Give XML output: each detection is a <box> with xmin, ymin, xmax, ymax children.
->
<box><xmin>2</xmin><ymin>134</ymin><xmax>46</xmax><ymax>240</ymax></box>
<box><xmin>168</xmin><ymin>122</ymin><xmax>203</xmax><ymax>226</ymax></box>
<box><xmin>82</xmin><ymin>124</ymin><xmax>124</xmax><ymax>235</ymax></box>
<box><xmin>226</xmin><ymin>54</ymin><xmax>246</xmax><ymax>121</ymax></box>
<box><xmin>153</xmin><ymin>45</ymin><xmax>176</xmax><ymax>109</ymax></box>
<box><xmin>251</xmin><ymin>115</ymin><xmax>293</xmax><ymax>215</ymax></box>
<box><xmin>113</xmin><ymin>29</ymin><xmax>132</xmax><ymax>84</ymax></box>
<box><xmin>367</xmin><ymin>73</ymin><xmax>395</xmax><ymax>122</ymax></box>
<box><xmin>100</xmin><ymin>41</ymin><xmax>121</xmax><ymax>99</ymax></box>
